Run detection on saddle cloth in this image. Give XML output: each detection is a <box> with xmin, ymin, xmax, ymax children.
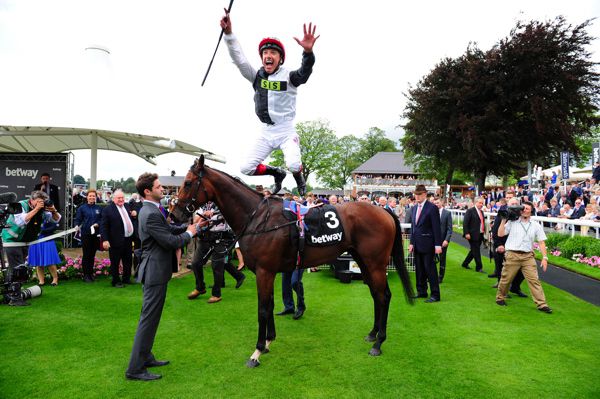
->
<box><xmin>283</xmin><ymin>201</ymin><xmax>345</xmax><ymax>247</ymax></box>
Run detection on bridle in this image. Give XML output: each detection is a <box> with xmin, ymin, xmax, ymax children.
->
<box><xmin>176</xmin><ymin>165</ymin><xmax>208</xmax><ymax>220</ymax></box>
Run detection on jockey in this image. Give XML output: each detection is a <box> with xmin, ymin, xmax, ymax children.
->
<box><xmin>220</xmin><ymin>10</ymin><xmax>320</xmax><ymax>197</ymax></box>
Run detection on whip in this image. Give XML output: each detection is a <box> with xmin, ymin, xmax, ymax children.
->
<box><xmin>201</xmin><ymin>0</ymin><xmax>235</xmax><ymax>86</ymax></box>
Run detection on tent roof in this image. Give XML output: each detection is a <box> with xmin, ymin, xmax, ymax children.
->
<box><xmin>352</xmin><ymin>152</ymin><xmax>416</xmax><ymax>174</ymax></box>
<box><xmin>0</xmin><ymin>125</ymin><xmax>225</xmax><ymax>165</ymax></box>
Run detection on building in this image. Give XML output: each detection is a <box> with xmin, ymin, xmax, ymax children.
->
<box><xmin>352</xmin><ymin>152</ymin><xmax>438</xmax><ymax>197</ymax></box>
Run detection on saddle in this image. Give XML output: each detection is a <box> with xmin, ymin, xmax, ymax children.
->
<box><xmin>283</xmin><ymin>201</ymin><xmax>345</xmax><ymax>268</ymax></box>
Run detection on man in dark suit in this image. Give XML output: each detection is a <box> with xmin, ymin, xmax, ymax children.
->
<box><xmin>100</xmin><ymin>189</ymin><xmax>135</xmax><ymax>287</ymax></box>
<box><xmin>434</xmin><ymin>198</ymin><xmax>452</xmax><ymax>283</ymax></box>
<box><xmin>462</xmin><ymin>196</ymin><xmax>486</xmax><ymax>273</ymax></box>
<box><xmin>34</xmin><ymin>172</ymin><xmax>61</xmax><ymax>211</ymax></box>
<box><xmin>125</xmin><ymin>173</ymin><xmax>198</xmax><ymax>381</ymax></box>
<box><xmin>569</xmin><ymin>198</ymin><xmax>586</xmax><ymax>231</ymax></box>
<box><xmin>408</xmin><ymin>185</ymin><xmax>442</xmax><ymax>302</ymax></box>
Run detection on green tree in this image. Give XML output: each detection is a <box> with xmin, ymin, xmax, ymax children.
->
<box><xmin>73</xmin><ymin>174</ymin><xmax>86</xmax><ymax>185</ymax></box>
<box><xmin>356</xmin><ymin>127</ymin><xmax>398</xmax><ymax>165</ymax></box>
<box><xmin>403</xmin><ymin>17</ymin><xmax>599</xmax><ymax>189</ymax></box>
<box><xmin>318</xmin><ymin>135</ymin><xmax>361</xmax><ymax>190</ymax></box>
<box><xmin>269</xmin><ymin>119</ymin><xmax>337</xmax><ymax>182</ymax></box>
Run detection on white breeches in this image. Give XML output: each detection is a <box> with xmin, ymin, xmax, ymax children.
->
<box><xmin>240</xmin><ymin>122</ymin><xmax>302</xmax><ymax>175</ymax></box>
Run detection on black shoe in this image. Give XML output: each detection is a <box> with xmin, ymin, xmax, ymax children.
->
<box><xmin>145</xmin><ymin>359</ymin><xmax>170</xmax><ymax>367</ymax></box>
<box><xmin>276</xmin><ymin>309</ymin><xmax>294</xmax><ymax>316</ymax></box>
<box><xmin>113</xmin><ymin>282</ymin><xmax>124</xmax><ymax>288</ymax></box>
<box><xmin>424</xmin><ymin>297</ymin><xmax>440</xmax><ymax>303</ymax></box>
<box><xmin>125</xmin><ymin>371</ymin><xmax>162</xmax><ymax>381</ymax></box>
<box><xmin>538</xmin><ymin>306</ymin><xmax>553</xmax><ymax>314</ymax></box>
<box><xmin>122</xmin><ymin>279</ymin><xmax>132</xmax><ymax>285</ymax></box>
<box><xmin>488</xmin><ymin>273</ymin><xmax>499</xmax><ymax>278</ymax></box>
<box><xmin>510</xmin><ymin>290</ymin><xmax>528</xmax><ymax>298</ymax></box>
<box><xmin>496</xmin><ymin>300</ymin><xmax>507</xmax><ymax>306</ymax></box>
<box><xmin>265</xmin><ymin>165</ymin><xmax>287</xmax><ymax>194</ymax></box>
<box><xmin>235</xmin><ymin>274</ymin><xmax>246</xmax><ymax>289</ymax></box>
<box><xmin>83</xmin><ymin>275</ymin><xmax>94</xmax><ymax>283</ymax></box>
<box><xmin>462</xmin><ymin>264</ymin><xmax>471</xmax><ymax>269</ymax></box>
<box><xmin>411</xmin><ymin>294</ymin><xmax>428</xmax><ymax>299</ymax></box>
<box><xmin>293</xmin><ymin>309</ymin><xmax>305</xmax><ymax>320</ymax></box>
<box><xmin>292</xmin><ymin>172</ymin><xmax>306</xmax><ymax>197</ymax></box>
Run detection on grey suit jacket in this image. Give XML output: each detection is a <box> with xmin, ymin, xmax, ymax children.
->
<box><xmin>137</xmin><ymin>201</ymin><xmax>191</xmax><ymax>286</ymax></box>
<box><xmin>440</xmin><ymin>209</ymin><xmax>453</xmax><ymax>243</ymax></box>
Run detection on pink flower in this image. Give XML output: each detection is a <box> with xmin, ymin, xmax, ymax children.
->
<box><xmin>95</xmin><ymin>271</ymin><xmax>101</xmax><ymax>275</ymax></box>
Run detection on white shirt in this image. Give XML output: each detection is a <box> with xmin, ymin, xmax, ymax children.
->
<box><xmin>504</xmin><ymin>219</ymin><xmax>547</xmax><ymax>252</ymax></box>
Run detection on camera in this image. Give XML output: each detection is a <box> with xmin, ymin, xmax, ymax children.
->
<box><xmin>44</xmin><ymin>199</ymin><xmax>54</xmax><ymax>207</ymax></box>
<box><xmin>1</xmin><ymin>264</ymin><xmax>42</xmax><ymax>306</ymax></box>
<box><xmin>497</xmin><ymin>205</ymin><xmax>524</xmax><ymax>221</ymax></box>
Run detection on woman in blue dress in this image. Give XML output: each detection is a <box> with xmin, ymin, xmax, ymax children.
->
<box><xmin>28</xmin><ymin>205</ymin><xmax>62</xmax><ymax>286</ymax></box>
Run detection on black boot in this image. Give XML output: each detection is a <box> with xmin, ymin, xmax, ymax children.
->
<box><xmin>264</xmin><ymin>166</ymin><xmax>286</xmax><ymax>194</ymax></box>
<box><xmin>292</xmin><ymin>172</ymin><xmax>306</xmax><ymax>196</ymax></box>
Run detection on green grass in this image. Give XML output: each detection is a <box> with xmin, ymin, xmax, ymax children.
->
<box><xmin>1</xmin><ymin>245</ymin><xmax>599</xmax><ymax>399</ymax></box>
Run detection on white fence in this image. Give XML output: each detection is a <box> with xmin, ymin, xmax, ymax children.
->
<box><xmin>449</xmin><ymin>209</ymin><xmax>600</xmax><ymax>239</ymax></box>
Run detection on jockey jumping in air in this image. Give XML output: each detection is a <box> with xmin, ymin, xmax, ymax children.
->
<box><xmin>220</xmin><ymin>10</ymin><xmax>319</xmax><ymax>196</ymax></box>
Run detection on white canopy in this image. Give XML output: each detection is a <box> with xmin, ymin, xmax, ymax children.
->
<box><xmin>0</xmin><ymin>125</ymin><xmax>226</xmax><ymax>188</ymax></box>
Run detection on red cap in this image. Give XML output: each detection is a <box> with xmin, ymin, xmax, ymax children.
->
<box><xmin>258</xmin><ymin>37</ymin><xmax>285</xmax><ymax>64</ymax></box>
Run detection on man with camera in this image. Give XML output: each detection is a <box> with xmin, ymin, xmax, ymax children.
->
<box><xmin>34</xmin><ymin>172</ymin><xmax>61</xmax><ymax>212</ymax></box>
<box><xmin>495</xmin><ymin>200</ymin><xmax>552</xmax><ymax>314</ymax></box>
<box><xmin>2</xmin><ymin>191</ymin><xmax>60</xmax><ymax>270</ymax></box>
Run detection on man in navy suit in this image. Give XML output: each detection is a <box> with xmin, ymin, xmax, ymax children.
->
<box><xmin>409</xmin><ymin>185</ymin><xmax>442</xmax><ymax>302</ymax></box>
<box><xmin>434</xmin><ymin>197</ymin><xmax>452</xmax><ymax>284</ymax></box>
<box><xmin>462</xmin><ymin>196</ymin><xmax>487</xmax><ymax>273</ymax></box>
<box><xmin>101</xmin><ymin>189</ymin><xmax>135</xmax><ymax>287</ymax></box>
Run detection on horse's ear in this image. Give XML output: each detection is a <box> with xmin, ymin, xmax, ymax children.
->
<box><xmin>199</xmin><ymin>155</ymin><xmax>205</xmax><ymax>170</ymax></box>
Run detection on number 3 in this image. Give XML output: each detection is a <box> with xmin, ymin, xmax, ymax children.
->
<box><xmin>325</xmin><ymin>211</ymin><xmax>339</xmax><ymax>229</ymax></box>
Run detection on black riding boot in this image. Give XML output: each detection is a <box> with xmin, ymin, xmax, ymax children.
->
<box><xmin>264</xmin><ymin>166</ymin><xmax>287</xmax><ymax>194</ymax></box>
<box><xmin>292</xmin><ymin>172</ymin><xmax>306</xmax><ymax>196</ymax></box>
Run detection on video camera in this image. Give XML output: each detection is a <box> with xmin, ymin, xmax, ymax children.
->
<box><xmin>1</xmin><ymin>192</ymin><xmax>42</xmax><ymax>306</ymax></box>
<box><xmin>497</xmin><ymin>205</ymin><xmax>524</xmax><ymax>221</ymax></box>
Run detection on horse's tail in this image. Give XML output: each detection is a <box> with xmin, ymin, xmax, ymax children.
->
<box><xmin>386</xmin><ymin>209</ymin><xmax>415</xmax><ymax>304</ymax></box>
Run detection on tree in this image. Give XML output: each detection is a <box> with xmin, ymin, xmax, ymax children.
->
<box><xmin>269</xmin><ymin>119</ymin><xmax>337</xmax><ymax>182</ymax></box>
<box><xmin>356</xmin><ymin>127</ymin><xmax>398</xmax><ymax>165</ymax></box>
<box><xmin>73</xmin><ymin>175</ymin><xmax>86</xmax><ymax>185</ymax></box>
<box><xmin>403</xmin><ymin>17</ymin><xmax>599</xmax><ymax>189</ymax></box>
<box><xmin>318</xmin><ymin>135</ymin><xmax>361</xmax><ymax>190</ymax></box>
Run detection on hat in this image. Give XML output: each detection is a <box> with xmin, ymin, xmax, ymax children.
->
<box><xmin>414</xmin><ymin>184</ymin><xmax>427</xmax><ymax>194</ymax></box>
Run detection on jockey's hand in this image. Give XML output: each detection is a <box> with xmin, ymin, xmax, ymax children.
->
<box><xmin>220</xmin><ymin>9</ymin><xmax>232</xmax><ymax>34</ymax></box>
<box><xmin>294</xmin><ymin>22</ymin><xmax>320</xmax><ymax>53</ymax></box>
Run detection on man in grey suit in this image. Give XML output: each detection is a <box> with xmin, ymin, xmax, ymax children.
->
<box><xmin>434</xmin><ymin>198</ymin><xmax>453</xmax><ymax>283</ymax></box>
<box><xmin>125</xmin><ymin>173</ymin><xmax>199</xmax><ymax>381</ymax></box>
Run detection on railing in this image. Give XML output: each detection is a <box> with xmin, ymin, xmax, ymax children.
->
<box><xmin>355</xmin><ymin>178</ymin><xmax>434</xmax><ymax>186</ymax></box>
<box><xmin>448</xmin><ymin>209</ymin><xmax>600</xmax><ymax>239</ymax></box>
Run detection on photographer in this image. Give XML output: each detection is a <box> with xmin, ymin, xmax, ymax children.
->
<box><xmin>1</xmin><ymin>191</ymin><xmax>58</xmax><ymax>270</ymax></box>
<box><xmin>495</xmin><ymin>200</ymin><xmax>552</xmax><ymax>314</ymax></box>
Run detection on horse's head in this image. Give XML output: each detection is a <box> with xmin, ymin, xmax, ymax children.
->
<box><xmin>171</xmin><ymin>155</ymin><xmax>213</xmax><ymax>222</ymax></box>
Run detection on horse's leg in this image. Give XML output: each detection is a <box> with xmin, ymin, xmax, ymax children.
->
<box><xmin>264</xmin><ymin>290</ymin><xmax>276</xmax><ymax>354</ymax></box>
<box><xmin>352</xmin><ymin>252</ymin><xmax>379</xmax><ymax>343</ymax></box>
<box><xmin>247</xmin><ymin>267</ymin><xmax>275</xmax><ymax>368</ymax></box>
<box><xmin>365</xmin><ymin>283</ymin><xmax>379</xmax><ymax>343</ymax></box>
<box><xmin>368</xmin><ymin>268</ymin><xmax>391</xmax><ymax>356</ymax></box>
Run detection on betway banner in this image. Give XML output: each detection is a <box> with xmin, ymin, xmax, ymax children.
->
<box><xmin>0</xmin><ymin>153</ymin><xmax>68</xmax><ymax>209</ymax></box>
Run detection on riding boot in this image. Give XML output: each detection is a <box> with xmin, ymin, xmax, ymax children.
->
<box><xmin>263</xmin><ymin>166</ymin><xmax>287</xmax><ymax>194</ymax></box>
<box><xmin>292</xmin><ymin>172</ymin><xmax>306</xmax><ymax>197</ymax></box>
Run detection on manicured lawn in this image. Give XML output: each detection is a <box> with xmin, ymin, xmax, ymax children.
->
<box><xmin>1</xmin><ymin>244</ymin><xmax>599</xmax><ymax>398</ymax></box>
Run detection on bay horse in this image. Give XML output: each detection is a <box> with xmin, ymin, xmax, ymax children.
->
<box><xmin>171</xmin><ymin>156</ymin><xmax>414</xmax><ymax>368</ymax></box>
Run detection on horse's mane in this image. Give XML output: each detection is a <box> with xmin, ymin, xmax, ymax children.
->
<box><xmin>196</xmin><ymin>163</ymin><xmax>267</xmax><ymax>201</ymax></box>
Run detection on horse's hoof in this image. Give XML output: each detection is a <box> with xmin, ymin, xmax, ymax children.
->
<box><xmin>364</xmin><ymin>335</ymin><xmax>377</xmax><ymax>343</ymax></box>
<box><xmin>369</xmin><ymin>348</ymin><xmax>382</xmax><ymax>356</ymax></box>
<box><xmin>262</xmin><ymin>348</ymin><xmax>270</xmax><ymax>354</ymax></box>
<box><xmin>246</xmin><ymin>359</ymin><xmax>260</xmax><ymax>368</ymax></box>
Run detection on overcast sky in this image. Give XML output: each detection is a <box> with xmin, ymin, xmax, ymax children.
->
<box><xmin>0</xmin><ymin>0</ymin><xmax>598</xmax><ymax>188</ymax></box>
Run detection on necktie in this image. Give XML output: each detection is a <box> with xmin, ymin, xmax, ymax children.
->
<box><xmin>478</xmin><ymin>208</ymin><xmax>484</xmax><ymax>233</ymax></box>
<box><xmin>119</xmin><ymin>206</ymin><xmax>134</xmax><ymax>236</ymax></box>
<box><xmin>416</xmin><ymin>204</ymin><xmax>422</xmax><ymax>223</ymax></box>
<box><xmin>159</xmin><ymin>205</ymin><xmax>168</xmax><ymax>219</ymax></box>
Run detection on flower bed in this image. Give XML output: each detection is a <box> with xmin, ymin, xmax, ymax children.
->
<box><xmin>57</xmin><ymin>256</ymin><xmax>112</xmax><ymax>279</ymax></box>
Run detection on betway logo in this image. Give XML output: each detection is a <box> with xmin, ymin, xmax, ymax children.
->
<box><xmin>5</xmin><ymin>167</ymin><xmax>38</xmax><ymax>179</ymax></box>
<box><xmin>310</xmin><ymin>232</ymin><xmax>343</xmax><ymax>244</ymax></box>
